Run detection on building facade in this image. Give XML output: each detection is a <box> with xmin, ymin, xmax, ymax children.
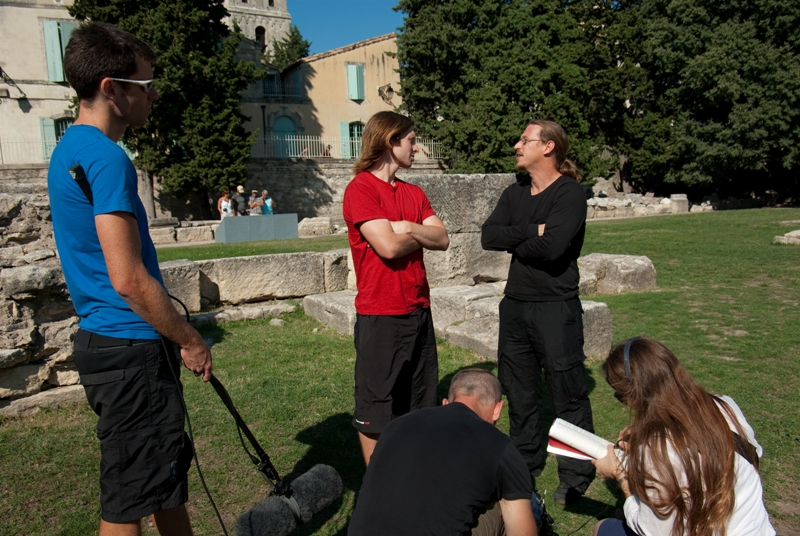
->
<box><xmin>0</xmin><ymin>0</ymin><xmax>290</xmax><ymax>165</ymax></box>
<box><xmin>242</xmin><ymin>34</ymin><xmax>403</xmax><ymax>159</ymax></box>
<box><xmin>0</xmin><ymin>0</ymin><xmax>78</xmax><ymax>164</ymax></box>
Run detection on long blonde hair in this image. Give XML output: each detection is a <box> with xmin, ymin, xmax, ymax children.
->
<box><xmin>603</xmin><ymin>338</ymin><xmax>757</xmax><ymax>536</ymax></box>
<box><xmin>352</xmin><ymin>111</ymin><xmax>414</xmax><ymax>175</ymax></box>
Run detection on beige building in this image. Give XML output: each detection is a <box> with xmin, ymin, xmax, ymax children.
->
<box><xmin>0</xmin><ymin>0</ymin><xmax>290</xmax><ymax>164</ymax></box>
<box><xmin>242</xmin><ymin>33</ymin><xmax>402</xmax><ymax>159</ymax></box>
<box><xmin>0</xmin><ymin>0</ymin><xmax>78</xmax><ymax>164</ymax></box>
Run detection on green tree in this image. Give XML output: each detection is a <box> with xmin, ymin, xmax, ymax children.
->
<box><xmin>395</xmin><ymin>0</ymin><xmax>617</xmax><ymax>181</ymax></box>
<box><xmin>68</xmin><ymin>0</ymin><xmax>264</xmax><ymax>218</ymax></box>
<box><xmin>269</xmin><ymin>24</ymin><xmax>311</xmax><ymax>71</ymax></box>
<box><xmin>618</xmin><ymin>0</ymin><xmax>800</xmax><ymax>197</ymax></box>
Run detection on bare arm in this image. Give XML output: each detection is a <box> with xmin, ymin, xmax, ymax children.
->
<box><xmin>358</xmin><ymin>218</ymin><xmax>422</xmax><ymax>259</ymax></box>
<box><xmin>390</xmin><ymin>215</ymin><xmax>450</xmax><ymax>251</ymax></box>
<box><xmin>593</xmin><ymin>444</ymin><xmax>631</xmax><ymax>498</ymax></box>
<box><xmin>96</xmin><ymin>212</ymin><xmax>213</xmax><ymax>381</ymax></box>
<box><xmin>499</xmin><ymin>498</ymin><xmax>538</xmax><ymax>536</ymax></box>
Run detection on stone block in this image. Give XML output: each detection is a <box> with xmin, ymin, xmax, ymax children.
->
<box><xmin>150</xmin><ymin>227</ymin><xmax>176</xmax><ymax>244</ymax></box>
<box><xmin>670</xmin><ymin>194</ymin><xmax>690</xmax><ymax>214</ymax></box>
<box><xmin>0</xmin><ymin>245</ymin><xmax>25</xmax><ymax>267</ymax></box>
<box><xmin>578</xmin><ymin>253</ymin><xmax>657</xmax><ymax>294</ymax></box>
<box><xmin>633</xmin><ymin>206</ymin><xmax>653</xmax><ymax>217</ymax></box>
<box><xmin>404</xmin><ymin>174</ymin><xmax>516</xmax><ymax>233</ymax></box>
<box><xmin>0</xmin><ymin>265</ymin><xmax>64</xmax><ymax>297</ymax></box>
<box><xmin>0</xmin><ymin>362</ymin><xmax>49</xmax><ymax>398</ymax></box>
<box><xmin>190</xmin><ymin>303</ymin><xmax>295</xmax><ymax>328</ymax></box>
<box><xmin>0</xmin><ymin>348</ymin><xmax>29</xmax><ymax>369</ymax></box>
<box><xmin>0</xmin><ymin>385</ymin><xmax>85</xmax><ymax>418</ymax></box>
<box><xmin>175</xmin><ymin>226</ymin><xmax>213</xmax><ymax>243</ymax></box>
<box><xmin>445</xmin><ymin>316</ymin><xmax>499</xmax><ymax>359</ymax></box>
<box><xmin>465</xmin><ymin>296</ymin><xmax>503</xmax><ymax>320</ymax></box>
<box><xmin>298</xmin><ymin>217</ymin><xmax>334</xmax><ymax>237</ymax></box>
<box><xmin>346</xmin><ymin>249</ymin><xmax>357</xmax><ymax>290</ymax></box>
<box><xmin>616</xmin><ymin>206</ymin><xmax>634</xmax><ymax>218</ymax></box>
<box><xmin>586</xmin><ymin>206</ymin><xmax>595</xmax><ymax>220</ymax></box>
<box><xmin>302</xmin><ymin>291</ymin><xmax>357</xmax><ymax>335</ymax></box>
<box><xmin>425</xmin><ymin>233</ymin><xmax>511</xmax><ymax>288</ymax></box>
<box><xmin>581</xmin><ymin>300</ymin><xmax>613</xmax><ymax>359</ymax></box>
<box><xmin>0</xmin><ymin>194</ymin><xmax>24</xmax><ymax>219</ymax></box>
<box><xmin>197</xmin><ymin>262</ymin><xmax>220</xmax><ymax>308</ymax></box>
<box><xmin>208</xmin><ymin>252</ymin><xmax>325</xmax><ymax>304</ymax></box>
<box><xmin>429</xmin><ymin>284</ymin><xmax>501</xmax><ymax>335</ymax></box>
<box><xmin>323</xmin><ymin>249</ymin><xmax>349</xmax><ymax>292</ymax></box>
<box><xmin>159</xmin><ymin>259</ymin><xmax>202</xmax><ymax>313</ymax></box>
<box><xmin>36</xmin><ymin>317</ymin><xmax>79</xmax><ymax>362</ymax></box>
<box><xmin>652</xmin><ymin>204</ymin><xmax>672</xmax><ymax>215</ymax></box>
<box><xmin>579</xmin><ymin>265</ymin><xmax>599</xmax><ymax>295</ymax></box>
<box><xmin>47</xmin><ymin>367</ymin><xmax>80</xmax><ymax>386</ymax></box>
<box><xmin>149</xmin><ymin>217</ymin><xmax>179</xmax><ymax>227</ymax></box>
<box><xmin>773</xmin><ymin>235</ymin><xmax>800</xmax><ymax>245</ymax></box>
<box><xmin>23</xmin><ymin>249</ymin><xmax>56</xmax><ymax>263</ymax></box>
<box><xmin>0</xmin><ymin>320</ymin><xmax>36</xmax><ymax>348</ymax></box>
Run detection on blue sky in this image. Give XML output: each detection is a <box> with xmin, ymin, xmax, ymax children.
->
<box><xmin>287</xmin><ymin>0</ymin><xmax>405</xmax><ymax>54</ymax></box>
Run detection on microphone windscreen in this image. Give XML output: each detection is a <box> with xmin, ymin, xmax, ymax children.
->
<box><xmin>234</xmin><ymin>464</ymin><xmax>343</xmax><ymax>536</ymax></box>
<box><xmin>234</xmin><ymin>496</ymin><xmax>295</xmax><ymax>536</ymax></box>
<box><xmin>290</xmin><ymin>464</ymin><xmax>343</xmax><ymax>523</ymax></box>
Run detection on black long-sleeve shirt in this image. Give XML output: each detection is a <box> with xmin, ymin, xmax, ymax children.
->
<box><xmin>481</xmin><ymin>175</ymin><xmax>586</xmax><ymax>301</ymax></box>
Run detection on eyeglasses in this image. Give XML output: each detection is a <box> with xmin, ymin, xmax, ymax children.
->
<box><xmin>518</xmin><ymin>136</ymin><xmax>546</xmax><ymax>145</ymax></box>
<box><xmin>110</xmin><ymin>78</ymin><xmax>155</xmax><ymax>92</ymax></box>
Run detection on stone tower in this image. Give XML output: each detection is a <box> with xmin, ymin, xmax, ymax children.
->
<box><xmin>223</xmin><ymin>0</ymin><xmax>292</xmax><ymax>56</ymax></box>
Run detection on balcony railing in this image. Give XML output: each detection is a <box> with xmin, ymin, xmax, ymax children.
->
<box><xmin>251</xmin><ymin>135</ymin><xmax>447</xmax><ymax>160</ymax></box>
<box><xmin>263</xmin><ymin>79</ymin><xmax>305</xmax><ymax>100</ymax></box>
<box><xmin>0</xmin><ymin>138</ymin><xmax>55</xmax><ymax>164</ymax></box>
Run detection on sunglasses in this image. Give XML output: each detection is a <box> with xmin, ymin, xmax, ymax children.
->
<box><xmin>110</xmin><ymin>77</ymin><xmax>155</xmax><ymax>92</ymax></box>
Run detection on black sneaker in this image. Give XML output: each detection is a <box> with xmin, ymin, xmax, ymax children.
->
<box><xmin>554</xmin><ymin>482</ymin><xmax>584</xmax><ymax>505</ymax></box>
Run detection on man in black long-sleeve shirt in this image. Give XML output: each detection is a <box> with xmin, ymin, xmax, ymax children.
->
<box><xmin>481</xmin><ymin>119</ymin><xmax>594</xmax><ymax>505</ymax></box>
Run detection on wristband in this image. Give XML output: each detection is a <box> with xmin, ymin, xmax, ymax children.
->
<box><xmin>617</xmin><ymin>476</ymin><xmax>629</xmax><ymax>485</ymax></box>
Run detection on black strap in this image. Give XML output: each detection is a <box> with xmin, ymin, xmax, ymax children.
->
<box><xmin>209</xmin><ymin>375</ymin><xmax>285</xmax><ymax>493</ymax></box>
<box><xmin>69</xmin><ymin>164</ymin><xmax>93</xmax><ymax>205</ymax></box>
<box><xmin>733</xmin><ymin>432</ymin><xmax>759</xmax><ymax>469</ymax></box>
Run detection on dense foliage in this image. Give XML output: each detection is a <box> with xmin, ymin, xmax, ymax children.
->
<box><xmin>69</xmin><ymin>0</ymin><xmax>264</xmax><ymax>217</ymax></box>
<box><xmin>269</xmin><ymin>24</ymin><xmax>311</xmax><ymax>71</ymax></box>
<box><xmin>396</xmin><ymin>0</ymin><xmax>800</xmax><ymax>198</ymax></box>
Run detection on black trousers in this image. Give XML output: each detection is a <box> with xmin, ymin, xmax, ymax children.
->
<box><xmin>497</xmin><ymin>296</ymin><xmax>595</xmax><ymax>491</ymax></box>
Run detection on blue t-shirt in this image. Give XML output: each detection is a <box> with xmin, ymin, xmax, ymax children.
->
<box><xmin>48</xmin><ymin>125</ymin><xmax>163</xmax><ymax>339</ymax></box>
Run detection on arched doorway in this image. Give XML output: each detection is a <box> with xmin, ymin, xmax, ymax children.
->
<box><xmin>273</xmin><ymin>116</ymin><xmax>296</xmax><ymax>158</ymax></box>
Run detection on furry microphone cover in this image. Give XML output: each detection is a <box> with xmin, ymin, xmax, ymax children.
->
<box><xmin>234</xmin><ymin>464</ymin><xmax>344</xmax><ymax>536</ymax></box>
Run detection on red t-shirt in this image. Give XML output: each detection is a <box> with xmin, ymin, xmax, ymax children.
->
<box><xmin>343</xmin><ymin>171</ymin><xmax>436</xmax><ymax>315</ymax></box>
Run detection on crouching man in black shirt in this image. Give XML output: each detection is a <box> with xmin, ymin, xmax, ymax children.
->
<box><xmin>481</xmin><ymin>119</ymin><xmax>595</xmax><ymax>506</ymax></box>
<box><xmin>348</xmin><ymin>369</ymin><xmax>536</xmax><ymax>536</ymax></box>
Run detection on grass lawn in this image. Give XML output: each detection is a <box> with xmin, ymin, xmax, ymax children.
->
<box><xmin>1</xmin><ymin>208</ymin><xmax>798</xmax><ymax>535</ymax></box>
<box><xmin>156</xmin><ymin>235</ymin><xmax>349</xmax><ymax>263</ymax></box>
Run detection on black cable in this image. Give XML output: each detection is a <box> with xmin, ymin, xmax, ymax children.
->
<box><xmin>565</xmin><ymin>503</ymin><xmax>610</xmax><ymax>536</ymax></box>
<box><xmin>166</xmin><ymin>294</ymin><xmax>229</xmax><ymax>536</ymax></box>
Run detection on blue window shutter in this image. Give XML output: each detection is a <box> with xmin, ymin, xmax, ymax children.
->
<box><xmin>355</xmin><ymin>64</ymin><xmax>365</xmax><ymax>100</ymax></box>
<box><xmin>347</xmin><ymin>64</ymin><xmax>365</xmax><ymax>101</ymax></box>
<box><xmin>40</xmin><ymin>118</ymin><xmax>57</xmax><ymax>161</ymax></box>
<box><xmin>339</xmin><ymin>121</ymin><xmax>351</xmax><ymax>159</ymax></box>
<box><xmin>59</xmin><ymin>21</ymin><xmax>77</xmax><ymax>59</ymax></box>
<box><xmin>43</xmin><ymin>21</ymin><xmax>64</xmax><ymax>82</ymax></box>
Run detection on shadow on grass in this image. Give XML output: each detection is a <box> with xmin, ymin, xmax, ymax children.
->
<box><xmin>288</xmin><ymin>413</ymin><xmax>362</xmax><ymax>536</ymax></box>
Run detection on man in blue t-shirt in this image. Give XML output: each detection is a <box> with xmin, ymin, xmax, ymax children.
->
<box><xmin>48</xmin><ymin>22</ymin><xmax>211</xmax><ymax>536</ymax></box>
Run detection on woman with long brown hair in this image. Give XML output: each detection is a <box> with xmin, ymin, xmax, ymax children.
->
<box><xmin>592</xmin><ymin>337</ymin><xmax>775</xmax><ymax>536</ymax></box>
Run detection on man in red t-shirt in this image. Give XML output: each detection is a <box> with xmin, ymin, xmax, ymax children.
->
<box><xmin>343</xmin><ymin>111</ymin><xmax>450</xmax><ymax>465</ymax></box>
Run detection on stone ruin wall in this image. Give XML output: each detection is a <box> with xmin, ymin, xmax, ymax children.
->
<box><xmin>0</xmin><ymin>172</ymin><xmax>695</xmax><ymax>414</ymax></box>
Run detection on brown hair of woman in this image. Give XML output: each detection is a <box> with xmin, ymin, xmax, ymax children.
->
<box><xmin>602</xmin><ymin>338</ymin><xmax>757</xmax><ymax>536</ymax></box>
